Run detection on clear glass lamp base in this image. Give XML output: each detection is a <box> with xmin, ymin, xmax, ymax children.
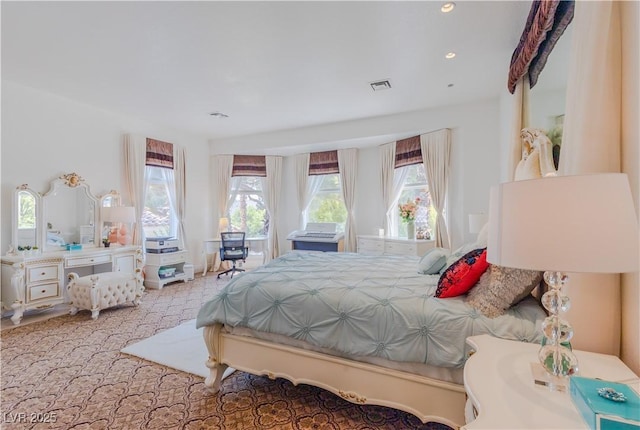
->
<box><xmin>530</xmin><ymin>362</ymin><xmax>571</xmax><ymax>392</ymax></box>
<box><xmin>534</xmin><ymin>271</ymin><xmax>579</xmax><ymax>390</ymax></box>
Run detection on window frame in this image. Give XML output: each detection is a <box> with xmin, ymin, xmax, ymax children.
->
<box><xmin>304</xmin><ymin>173</ymin><xmax>347</xmax><ymax>232</ymax></box>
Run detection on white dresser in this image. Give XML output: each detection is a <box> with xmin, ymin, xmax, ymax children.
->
<box><xmin>357</xmin><ymin>235</ymin><xmax>435</xmax><ymax>257</ymax></box>
<box><xmin>1</xmin><ymin>246</ymin><xmax>142</xmax><ymax>325</ymax></box>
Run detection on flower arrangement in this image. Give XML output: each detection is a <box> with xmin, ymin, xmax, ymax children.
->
<box><xmin>399</xmin><ymin>197</ymin><xmax>420</xmax><ymax>223</ymax></box>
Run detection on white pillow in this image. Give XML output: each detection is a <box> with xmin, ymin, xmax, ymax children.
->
<box><xmin>417</xmin><ymin>248</ymin><xmax>450</xmax><ymax>275</ymax></box>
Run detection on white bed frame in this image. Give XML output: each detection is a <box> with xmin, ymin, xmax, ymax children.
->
<box><xmin>203</xmin><ymin>323</ymin><xmax>466</xmax><ymax>428</ymax></box>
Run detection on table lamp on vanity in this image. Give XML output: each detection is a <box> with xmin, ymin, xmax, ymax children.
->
<box><xmin>102</xmin><ymin>206</ymin><xmax>136</xmax><ymax>246</ymax></box>
<box><xmin>487</xmin><ymin>173</ymin><xmax>639</xmax><ymax>390</ymax></box>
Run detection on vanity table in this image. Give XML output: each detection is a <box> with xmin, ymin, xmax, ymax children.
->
<box><xmin>1</xmin><ymin>173</ymin><xmax>142</xmax><ymax>325</ymax></box>
<box><xmin>1</xmin><ymin>246</ymin><xmax>142</xmax><ymax>325</ymax></box>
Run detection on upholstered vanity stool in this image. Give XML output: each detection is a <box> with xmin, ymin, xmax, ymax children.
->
<box><xmin>67</xmin><ymin>270</ymin><xmax>144</xmax><ymax>320</ymax></box>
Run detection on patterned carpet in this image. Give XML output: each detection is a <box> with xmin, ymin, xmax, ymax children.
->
<box><xmin>1</xmin><ymin>275</ymin><xmax>453</xmax><ymax>429</ymax></box>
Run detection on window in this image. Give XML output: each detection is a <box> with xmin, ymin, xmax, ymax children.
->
<box><xmin>395</xmin><ymin>164</ymin><xmax>437</xmax><ymax>238</ymax></box>
<box><xmin>227</xmin><ymin>177</ymin><xmax>269</xmax><ymax>237</ymax></box>
<box><xmin>306</xmin><ymin>174</ymin><xmax>347</xmax><ymax>232</ymax></box>
<box><xmin>142</xmin><ymin>166</ymin><xmax>177</xmax><ymax>239</ymax></box>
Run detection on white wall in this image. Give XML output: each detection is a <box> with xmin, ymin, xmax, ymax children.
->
<box><xmin>1</xmin><ymin>81</ymin><xmax>211</xmax><ymax>268</ymax></box>
<box><xmin>210</xmin><ymin>99</ymin><xmax>501</xmax><ymax>252</ymax></box>
<box><xmin>1</xmin><ymin>80</ymin><xmax>502</xmax><ymax>274</ymax></box>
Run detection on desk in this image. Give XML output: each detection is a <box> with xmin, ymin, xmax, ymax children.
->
<box><xmin>202</xmin><ymin>237</ymin><xmax>267</xmax><ymax>276</ymax></box>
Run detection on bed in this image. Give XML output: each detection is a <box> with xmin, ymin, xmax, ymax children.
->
<box><xmin>196</xmin><ymin>250</ymin><xmax>545</xmax><ymax>428</ymax></box>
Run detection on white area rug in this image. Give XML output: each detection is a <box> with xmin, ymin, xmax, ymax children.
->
<box><xmin>121</xmin><ymin>319</ymin><xmax>211</xmax><ymax>378</ymax></box>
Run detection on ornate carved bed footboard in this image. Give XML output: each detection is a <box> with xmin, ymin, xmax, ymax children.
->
<box><xmin>203</xmin><ymin>323</ymin><xmax>466</xmax><ymax>428</ymax></box>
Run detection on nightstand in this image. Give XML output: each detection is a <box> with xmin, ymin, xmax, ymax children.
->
<box><xmin>462</xmin><ymin>334</ymin><xmax>638</xmax><ymax>429</ymax></box>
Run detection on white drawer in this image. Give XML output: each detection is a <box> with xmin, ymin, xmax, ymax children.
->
<box><xmin>357</xmin><ymin>238</ymin><xmax>384</xmax><ymax>254</ymax></box>
<box><xmin>66</xmin><ymin>254</ymin><xmax>112</xmax><ymax>268</ymax></box>
<box><xmin>28</xmin><ymin>282</ymin><xmax>60</xmax><ymax>302</ymax></box>
<box><xmin>384</xmin><ymin>242</ymin><xmax>417</xmax><ymax>255</ymax></box>
<box><xmin>147</xmin><ymin>252</ymin><xmax>186</xmax><ymax>265</ymax></box>
<box><xmin>28</xmin><ymin>265</ymin><xmax>59</xmax><ymax>283</ymax></box>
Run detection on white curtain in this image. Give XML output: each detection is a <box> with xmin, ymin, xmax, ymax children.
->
<box><xmin>211</xmin><ymin>155</ymin><xmax>234</xmax><ymax>234</ymax></box>
<box><xmin>338</xmin><ymin>148</ymin><xmax>358</xmax><ymax>252</ymax></box>
<box><xmin>262</xmin><ymin>156</ymin><xmax>283</xmax><ymax>262</ymax></box>
<box><xmin>556</xmin><ymin>0</ymin><xmax>623</xmax><ymax>356</ymax></box>
<box><xmin>379</xmin><ymin>142</ymin><xmax>408</xmax><ymax>236</ymax></box>
<box><xmin>173</xmin><ymin>145</ymin><xmax>187</xmax><ymax>250</ymax></box>
<box><xmin>559</xmin><ymin>2</ymin><xmax>621</xmax><ymax>175</ymax></box>
<box><xmin>507</xmin><ymin>76</ymin><xmax>531</xmax><ymax>181</ymax></box>
<box><xmin>294</xmin><ymin>154</ymin><xmax>324</xmax><ymax>229</ymax></box>
<box><xmin>123</xmin><ymin>134</ymin><xmax>148</xmax><ymax>247</ymax></box>
<box><xmin>420</xmin><ymin>129</ymin><xmax>452</xmax><ymax>249</ymax></box>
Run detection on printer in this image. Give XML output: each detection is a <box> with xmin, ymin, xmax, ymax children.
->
<box><xmin>145</xmin><ymin>237</ymin><xmax>179</xmax><ymax>254</ymax></box>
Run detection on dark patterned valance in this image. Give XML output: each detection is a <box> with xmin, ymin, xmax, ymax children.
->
<box><xmin>507</xmin><ymin>0</ymin><xmax>574</xmax><ymax>94</ymax></box>
<box><xmin>146</xmin><ymin>138</ymin><xmax>174</xmax><ymax>169</ymax></box>
<box><xmin>395</xmin><ymin>136</ymin><xmax>422</xmax><ymax>168</ymax></box>
<box><xmin>232</xmin><ymin>155</ymin><xmax>266</xmax><ymax>177</ymax></box>
<box><xmin>309</xmin><ymin>150</ymin><xmax>339</xmax><ymax>175</ymax></box>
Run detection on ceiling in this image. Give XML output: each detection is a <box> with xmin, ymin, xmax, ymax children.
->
<box><xmin>2</xmin><ymin>1</ymin><xmax>567</xmax><ymax>143</ymax></box>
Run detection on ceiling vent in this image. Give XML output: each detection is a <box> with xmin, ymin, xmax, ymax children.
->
<box><xmin>209</xmin><ymin>112</ymin><xmax>229</xmax><ymax>118</ymax></box>
<box><xmin>370</xmin><ymin>80</ymin><xmax>392</xmax><ymax>91</ymax></box>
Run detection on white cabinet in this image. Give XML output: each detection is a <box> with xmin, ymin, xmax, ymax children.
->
<box><xmin>114</xmin><ymin>252</ymin><xmax>135</xmax><ymax>273</ymax></box>
<box><xmin>1</xmin><ymin>246</ymin><xmax>142</xmax><ymax>325</ymax></box>
<box><xmin>462</xmin><ymin>335</ymin><xmax>639</xmax><ymax>429</ymax></box>
<box><xmin>357</xmin><ymin>235</ymin><xmax>435</xmax><ymax>257</ymax></box>
<box><xmin>144</xmin><ymin>250</ymin><xmax>188</xmax><ymax>290</ymax></box>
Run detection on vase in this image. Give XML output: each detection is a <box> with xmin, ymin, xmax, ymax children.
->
<box><xmin>407</xmin><ymin>221</ymin><xmax>415</xmax><ymax>240</ymax></box>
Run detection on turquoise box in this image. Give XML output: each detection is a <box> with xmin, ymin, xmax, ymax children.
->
<box><xmin>570</xmin><ymin>376</ymin><xmax>640</xmax><ymax>430</ymax></box>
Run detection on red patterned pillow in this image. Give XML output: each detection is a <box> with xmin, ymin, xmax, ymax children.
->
<box><xmin>436</xmin><ymin>248</ymin><xmax>489</xmax><ymax>298</ymax></box>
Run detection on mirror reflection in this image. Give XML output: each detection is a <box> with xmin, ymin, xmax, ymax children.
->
<box><xmin>16</xmin><ymin>189</ymin><xmax>38</xmax><ymax>248</ymax></box>
<box><xmin>41</xmin><ymin>174</ymin><xmax>98</xmax><ymax>251</ymax></box>
<box><xmin>528</xmin><ymin>25</ymin><xmax>571</xmax><ymax>169</ymax></box>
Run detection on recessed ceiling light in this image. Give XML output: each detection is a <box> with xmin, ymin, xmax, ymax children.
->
<box><xmin>209</xmin><ymin>112</ymin><xmax>229</xmax><ymax>118</ymax></box>
<box><xmin>441</xmin><ymin>2</ymin><xmax>456</xmax><ymax>13</ymax></box>
<box><xmin>445</xmin><ymin>52</ymin><xmax>456</xmax><ymax>59</ymax></box>
<box><xmin>370</xmin><ymin>79</ymin><xmax>392</xmax><ymax>91</ymax></box>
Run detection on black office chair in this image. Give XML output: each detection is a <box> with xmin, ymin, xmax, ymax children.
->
<box><xmin>217</xmin><ymin>232</ymin><xmax>249</xmax><ymax>279</ymax></box>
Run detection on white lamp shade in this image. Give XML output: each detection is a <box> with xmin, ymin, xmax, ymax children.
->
<box><xmin>488</xmin><ymin>173</ymin><xmax>639</xmax><ymax>273</ymax></box>
<box><xmin>218</xmin><ymin>217</ymin><xmax>229</xmax><ymax>233</ymax></box>
<box><xmin>468</xmin><ymin>213</ymin><xmax>488</xmax><ymax>234</ymax></box>
<box><xmin>102</xmin><ymin>206</ymin><xmax>136</xmax><ymax>223</ymax></box>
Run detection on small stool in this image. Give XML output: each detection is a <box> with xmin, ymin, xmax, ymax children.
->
<box><xmin>67</xmin><ymin>271</ymin><xmax>144</xmax><ymax>320</ymax></box>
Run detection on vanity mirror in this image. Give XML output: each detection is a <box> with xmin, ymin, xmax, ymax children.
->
<box><xmin>40</xmin><ymin>173</ymin><xmax>99</xmax><ymax>251</ymax></box>
<box><xmin>12</xmin><ymin>185</ymin><xmax>42</xmax><ymax>252</ymax></box>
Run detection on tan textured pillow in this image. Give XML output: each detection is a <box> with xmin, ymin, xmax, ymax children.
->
<box><xmin>466</xmin><ymin>265</ymin><xmax>543</xmax><ymax>318</ymax></box>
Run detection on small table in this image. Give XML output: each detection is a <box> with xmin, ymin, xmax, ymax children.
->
<box><xmin>202</xmin><ymin>236</ymin><xmax>267</xmax><ymax>276</ymax></box>
<box><xmin>462</xmin><ymin>334</ymin><xmax>639</xmax><ymax>429</ymax></box>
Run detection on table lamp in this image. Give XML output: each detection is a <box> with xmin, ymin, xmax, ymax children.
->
<box><xmin>218</xmin><ymin>217</ymin><xmax>229</xmax><ymax>234</ymax></box>
<box><xmin>468</xmin><ymin>213</ymin><xmax>488</xmax><ymax>236</ymax></box>
<box><xmin>103</xmin><ymin>206</ymin><xmax>136</xmax><ymax>246</ymax></box>
<box><xmin>487</xmin><ymin>173</ymin><xmax>639</xmax><ymax>389</ymax></box>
